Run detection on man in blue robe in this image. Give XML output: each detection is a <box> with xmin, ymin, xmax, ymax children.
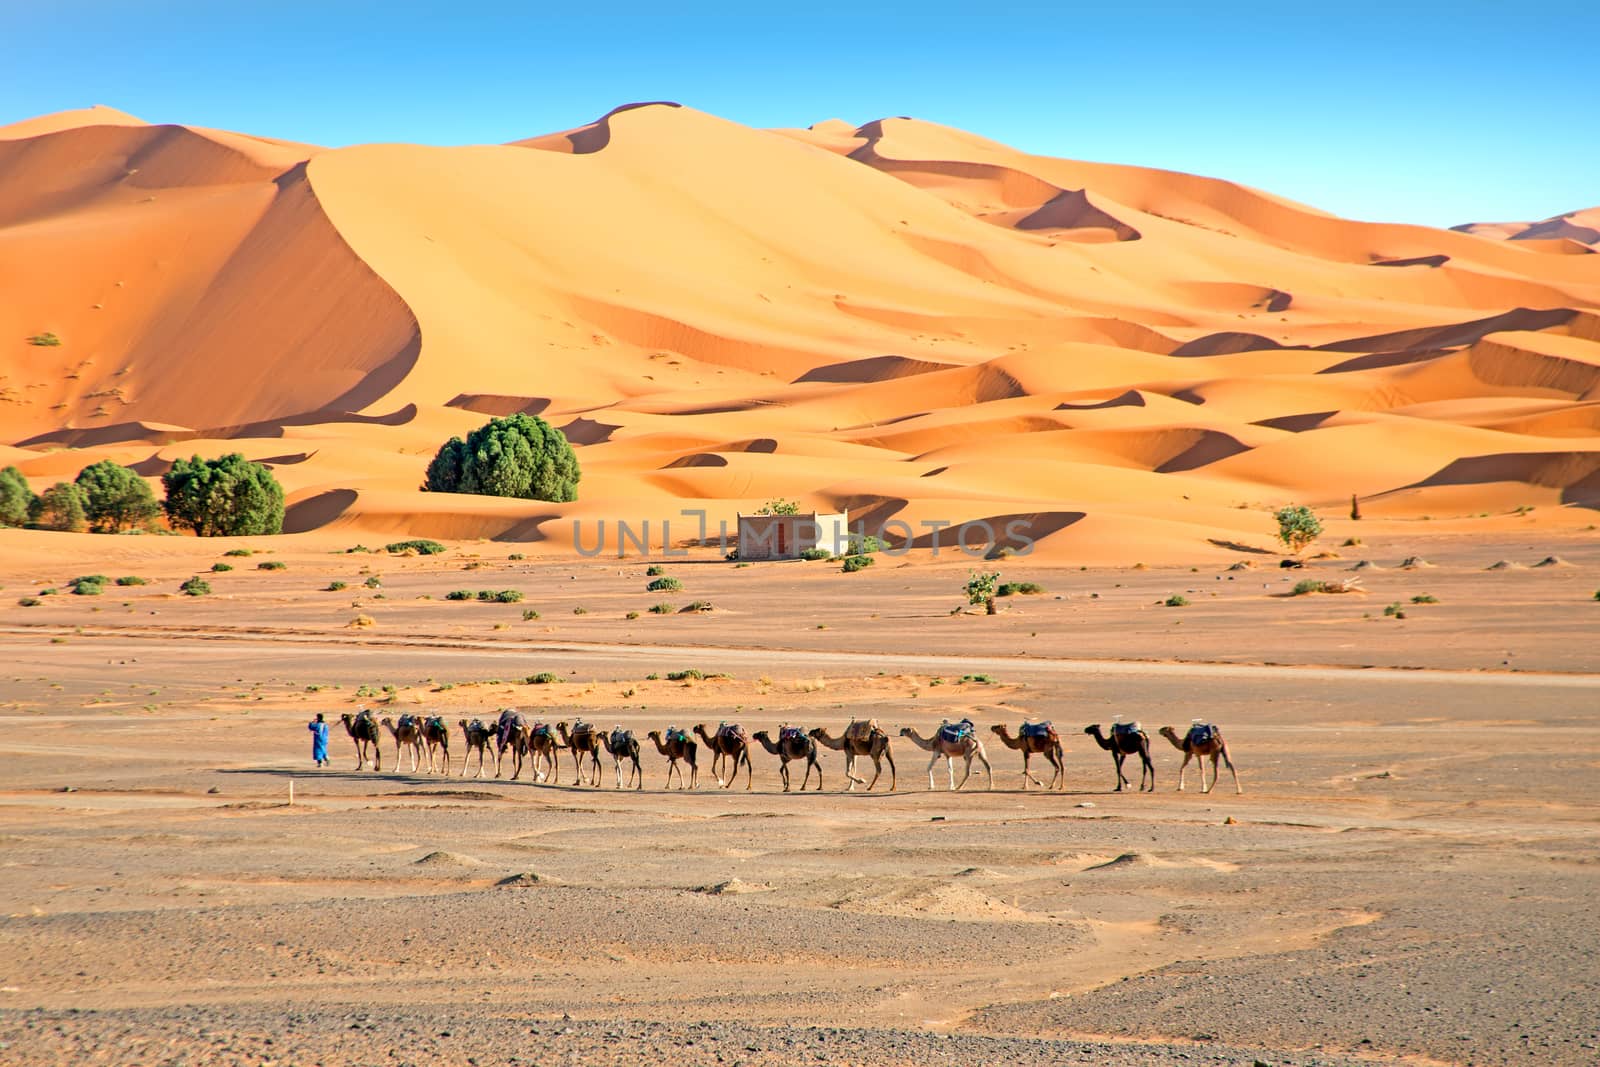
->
<box><xmin>308</xmin><ymin>713</ymin><xmax>330</xmax><ymax>767</ymax></box>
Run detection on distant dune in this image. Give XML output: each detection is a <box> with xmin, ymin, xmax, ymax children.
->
<box><xmin>2</xmin><ymin>104</ymin><xmax>1597</xmax><ymax>559</ymax></box>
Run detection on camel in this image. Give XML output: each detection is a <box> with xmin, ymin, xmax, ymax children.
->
<box><xmin>493</xmin><ymin>708</ymin><xmax>531</xmax><ymax>780</ymax></box>
<box><xmin>693</xmin><ymin>722</ymin><xmax>753</xmax><ymax>790</ymax></box>
<box><xmin>600</xmin><ymin>726</ymin><xmax>643</xmax><ymax>790</ymax></box>
<box><xmin>809</xmin><ymin>721</ymin><xmax>896</xmax><ymax>792</ymax></box>
<box><xmin>1084</xmin><ymin>721</ymin><xmax>1155</xmax><ymax>792</ymax></box>
<box><xmin>752</xmin><ymin>726</ymin><xmax>822</xmax><ymax>792</ymax></box>
<box><xmin>526</xmin><ymin>721</ymin><xmax>561</xmax><ymax>783</ymax></box>
<box><xmin>381</xmin><ymin>715</ymin><xmax>424</xmax><ymax>773</ymax></box>
<box><xmin>458</xmin><ymin>718</ymin><xmax>495</xmax><ymax>778</ymax></box>
<box><xmin>990</xmin><ymin>722</ymin><xmax>1065</xmax><ymax>791</ymax></box>
<box><xmin>898</xmin><ymin>720</ymin><xmax>992</xmax><ymax>791</ymax></box>
<box><xmin>1159</xmin><ymin>723</ymin><xmax>1242</xmax><ymax>795</ymax></box>
<box><xmin>340</xmin><ymin>709</ymin><xmax>382</xmax><ymax>771</ymax></box>
<box><xmin>557</xmin><ymin>720</ymin><xmax>605</xmax><ymax>787</ymax></box>
<box><xmin>647</xmin><ymin>727</ymin><xmax>698</xmax><ymax>789</ymax></box>
<box><xmin>418</xmin><ymin>715</ymin><xmax>451</xmax><ymax>774</ymax></box>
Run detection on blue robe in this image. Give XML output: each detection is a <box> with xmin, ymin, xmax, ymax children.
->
<box><xmin>309</xmin><ymin>721</ymin><xmax>329</xmax><ymax>762</ymax></box>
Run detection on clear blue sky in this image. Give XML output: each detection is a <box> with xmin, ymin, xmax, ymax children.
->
<box><xmin>5</xmin><ymin>2</ymin><xmax>1593</xmax><ymax>227</ymax></box>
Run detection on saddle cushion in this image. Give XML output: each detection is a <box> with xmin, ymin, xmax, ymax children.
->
<box><xmin>1020</xmin><ymin>721</ymin><xmax>1057</xmax><ymax>741</ymax></box>
<box><xmin>531</xmin><ymin>723</ymin><xmax>553</xmax><ymax>740</ymax></box>
<box><xmin>610</xmin><ymin>728</ymin><xmax>630</xmax><ymax>748</ymax></box>
<box><xmin>843</xmin><ymin>718</ymin><xmax>878</xmax><ymax>742</ymax></box>
<box><xmin>938</xmin><ymin>719</ymin><xmax>975</xmax><ymax>745</ymax></box>
<box><xmin>666</xmin><ymin>728</ymin><xmax>690</xmax><ymax>745</ymax></box>
<box><xmin>779</xmin><ymin>726</ymin><xmax>805</xmax><ymax>744</ymax></box>
<box><xmin>1112</xmin><ymin>721</ymin><xmax>1143</xmax><ymax>739</ymax></box>
<box><xmin>718</xmin><ymin>723</ymin><xmax>749</xmax><ymax>745</ymax></box>
<box><xmin>1187</xmin><ymin>724</ymin><xmax>1216</xmax><ymax>747</ymax></box>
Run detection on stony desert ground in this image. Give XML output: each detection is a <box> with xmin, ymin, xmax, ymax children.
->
<box><xmin>1</xmin><ymin>526</ymin><xmax>1596</xmax><ymax>1066</ymax></box>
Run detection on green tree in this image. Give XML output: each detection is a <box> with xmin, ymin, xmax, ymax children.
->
<box><xmin>162</xmin><ymin>454</ymin><xmax>285</xmax><ymax>537</ymax></box>
<box><xmin>1274</xmin><ymin>505</ymin><xmax>1323</xmax><ymax>555</ymax></box>
<box><xmin>0</xmin><ymin>466</ymin><xmax>35</xmax><ymax>527</ymax></box>
<box><xmin>31</xmin><ymin>481</ymin><xmax>88</xmax><ymax>532</ymax></box>
<box><xmin>756</xmin><ymin>499</ymin><xmax>800</xmax><ymax>515</ymax></box>
<box><xmin>75</xmin><ymin>459</ymin><xmax>161</xmax><ymax>533</ymax></box>
<box><xmin>424</xmin><ymin>414</ymin><xmax>579</xmax><ymax>502</ymax></box>
<box><xmin>965</xmin><ymin>570</ymin><xmax>1000</xmax><ymax>615</ymax></box>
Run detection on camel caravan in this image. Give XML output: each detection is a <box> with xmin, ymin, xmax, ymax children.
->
<box><xmin>324</xmin><ymin>710</ymin><xmax>1242</xmax><ymax>795</ymax></box>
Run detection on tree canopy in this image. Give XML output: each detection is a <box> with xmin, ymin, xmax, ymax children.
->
<box><xmin>32</xmin><ymin>481</ymin><xmax>88</xmax><ymax>532</ymax></box>
<box><xmin>424</xmin><ymin>414</ymin><xmax>579</xmax><ymax>502</ymax></box>
<box><xmin>162</xmin><ymin>454</ymin><xmax>285</xmax><ymax>537</ymax></box>
<box><xmin>75</xmin><ymin>459</ymin><xmax>161</xmax><ymax>533</ymax></box>
<box><xmin>0</xmin><ymin>466</ymin><xmax>34</xmax><ymax>527</ymax></box>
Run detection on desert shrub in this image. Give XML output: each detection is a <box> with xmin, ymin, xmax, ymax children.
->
<box><xmin>349</xmin><ymin>614</ymin><xmax>375</xmax><ymax>628</ymax></box>
<box><xmin>257</xmin><ymin>560</ymin><xmax>286</xmax><ymax>571</ymax></box>
<box><xmin>115</xmin><ymin>576</ymin><xmax>147</xmax><ymax>586</ymax></box>
<box><xmin>572</xmin><ymin>605</ymin><xmax>587</xmax><ymax>615</ymax></box>
<box><xmin>28</xmin><ymin>332</ymin><xmax>62</xmax><ymax>346</ymax></box>
<box><xmin>755</xmin><ymin>499</ymin><xmax>799</xmax><ymax>515</ymax></box>
<box><xmin>508</xmin><ymin>552</ymin><xmax>524</xmax><ymax>561</ymax></box>
<box><xmin>649</xmin><ymin>602</ymin><xmax>673</xmax><ymax>614</ymax></box>
<box><xmin>665</xmin><ymin>669</ymin><xmax>704</xmax><ymax>681</ymax></box>
<box><xmin>363</xmin><ymin>575</ymin><xmax>382</xmax><ymax>588</ymax></box>
<box><xmin>424</xmin><ymin>413</ymin><xmax>580</xmax><ymax>502</ymax></box>
<box><xmin>1291</xmin><ymin>579</ymin><xmax>1325</xmax><ymax>596</ymax></box>
<box><xmin>625</xmin><ymin>610</ymin><xmax>640</xmax><ymax>620</ymax></box>
<box><xmin>31</xmin><ymin>482</ymin><xmax>89</xmax><ymax>532</ymax></box>
<box><xmin>224</xmin><ymin>548</ymin><xmax>254</xmax><ymax>557</ymax></box>
<box><xmin>211</xmin><ymin>562</ymin><xmax>233</xmax><ymax>572</ymax></box>
<box><xmin>521</xmin><ymin>607</ymin><xmax>540</xmax><ymax>620</ymax></box>
<box><xmin>1273</xmin><ymin>505</ymin><xmax>1322</xmax><ymax>554</ymax></box>
<box><xmin>846</xmin><ymin>533</ymin><xmax>884</xmax><ymax>555</ymax></box>
<box><xmin>959</xmin><ymin>673</ymin><xmax>994</xmax><ymax>684</ymax></box>
<box><xmin>326</xmin><ymin>581</ymin><xmax>347</xmax><ymax>591</ymax></box>
<box><xmin>462</xmin><ymin>560</ymin><xmax>482</xmax><ymax>570</ymax></box>
<box><xmin>646</xmin><ymin>576</ymin><xmax>682</xmax><ymax>592</ymax></box>
<box><xmin>841</xmin><ymin>554</ymin><xmax>873</xmax><ymax>573</ymax></box>
<box><xmin>1165</xmin><ymin>594</ymin><xmax>1190</xmax><ymax>607</ymax></box>
<box><xmin>75</xmin><ymin>460</ymin><xmax>160</xmax><ymax>533</ymax></box>
<box><xmin>1411</xmin><ymin>594</ymin><xmax>1438</xmax><ymax>604</ymax></box>
<box><xmin>18</xmin><ymin>597</ymin><xmax>40</xmax><ymax>607</ymax></box>
<box><xmin>798</xmin><ymin>547</ymin><xmax>832</xmax><ymax>561</ymax></box>
<box><xmin>71</xmin><ymin>579</ymin><xmax>104</xmax><ymax>596</ymax></box>
<box><xmin>179</xmin><ymin>576</ymin><xmax>211</xmax><ymax>596</ymax></box>
<box><xmin>445</xmin><ymin>590</ymin><xmax>473</xmax><ymax>601</ymax></box>
<box><xmin>490</xmin><ymin>589</ymin><xmax>522</xmax><ymax>603</ymax></box>
<box><xmin>0</xmin><ymin>466</ymin><xmax>38</xmax><ymax>528</ymax></box>
<box><xmin>646</xmin><ymin>564</ymin><xmax>665</xmax><ymax>576</ymax></box>
<box><xmin>385</xmin><ymin>539</ymin><xmax>445</xmax><ymax>555</ymax></box>
<box><xmin>38</xmin><ymin>587</ymin><xmax>57</xmax><ymax>596</ymax></box>
<box><xmin>996</xmin><ymin>581</ymin><xmax>1044</xmax><ymax>596</ymax></box>
<box><xmin>1383</xmin><ymin>602</ymin><xmax>1405</xmax><ymax>618</ymax></box>
<box><xmin>69</xmin><ymin>574</ymin><xmax>110</xmax><ymax>588</ymax></box>
<box><xmin>679</xmin><ymin>600</ymin><xmax>712</xmax><ymax>613</ymax></box>
<box><xmin>526</xmin><ymin>672</ymin><xmax>559</xmax><ymax>685</ymax></box>
<box><xmin>965</xmin><ymin>570</ymin><xmax>1000</xmax><ymax>615</ymax></box>
<box><xmin>162</xmin><ymin>454</ymin><xmax>283</xmax><ymax>537</ymax></box>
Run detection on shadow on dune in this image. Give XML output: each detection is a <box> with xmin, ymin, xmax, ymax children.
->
<box><xmin>1382</xmin><ymin>452</ymin><xmax>1600</xmax><ymax>509</ymax></box>
<box><xmin>1055</xmin><ymin>389</ymin><xmax>1147</xmax><ymax>411</ymax></box>
<box><xmin>567</xmin><ymin>101</ymin><xmax>683</xmax><ymax>153</ymax></box>
<box><xmin>448</xmin><ymin>394</ymin><xmax>551</xmax><ymax>418</ymax></box>
<box><xmin>283</xmin><ymin>489</ymin><xmax>359</xmax><ymax>533</ymax></box>
<box><xmin>795</xmin><ymin>354</ymin><xmax>955</xmax><ymax>384</ymax></box>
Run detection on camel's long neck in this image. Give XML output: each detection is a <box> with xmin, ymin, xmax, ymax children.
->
<box><xmin>813</xmin><ymin>733</ymin><xmax>845</xmax><ymax>751</ymax></box>
<box><xmin>1089</xmin><ymin>730</ymin><xmax>1113</xmax><ymax>751</ymax></box>
<box><xmin>1160</xmin><ymin>732</ymin><xmax>1187</xmax><ymax>752</ymax></box>
<box><xmin>996</xmin><ymin>731</ymin><xmax>1022</xmax><ymax>750</ymax></box>
<box><xmin>904</xmin><ymin>731</ymin><xmax>936</xmax><ymax>751</ymax></box>
<box><xmin>755</xmin><ymin>736</ymin><xmax>781</xmax><ymax>755</ymax></box>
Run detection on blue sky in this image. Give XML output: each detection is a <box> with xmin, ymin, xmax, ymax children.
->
<box><xmin>4</xmin><ymin>2</ymin><xmax>1593</xmax><ymax>227</ymax></box>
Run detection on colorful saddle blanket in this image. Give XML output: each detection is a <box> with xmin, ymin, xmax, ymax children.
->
<box><xmin>779</xmin><ymin>725</ymin><xmax>806</xmax><ymax>744</ymax></box>
<box><xmin>666</xmin><ymin>727</ymin><xmax>690</xmax><ymax>746</ymax></box>
<box><xmin>1111</xmin><ymin>721</ymin><xmax>1143</xmax><ymax>740</ymax></box>
<box><xmin>530</xmin><ymin>723</ymin><xmax>554</xmax><ymax>741</ymax></box>
<box><xmin>844</xmin><ymin>718</ymin><xmax>878</xmax><ymax>742</ymax></box>
<box><xmin>717</xmin><ymin>722</ymin><xmax>749</xmax><ymax>745</ymax></box>
<box><xmin>571</xmin><ymin>720</ymin><xmax>596</xmax><ymax>742</ymax></box>
<box><xmin>610</xmin><ymin>727</ymin><xmax>631</xmax><ymax>749</ymax></box>
<box><xmin>938</xmin><ymin>719</ymin><xmax>975</xmax><ymax>745</ymax></box>
<box><xmin>1187</xmin><ymin>723</ymin><xmax>1216</xmax><ymax>747</ymax></box>
<box><xmin>1020</xmin><ymin>721</ymin><xmax>1057</xmax><ymax>742</ymax></box>
<box><xmin>425</xmin><ymin>716</ymin><xmax>445</xmax><ymax>735</ymax></box>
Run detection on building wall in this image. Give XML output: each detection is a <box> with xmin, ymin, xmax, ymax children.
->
<box><xmin>736</xmin><ymin>510</ymin><xmax>850</xmax><ymax>560</ymax></box>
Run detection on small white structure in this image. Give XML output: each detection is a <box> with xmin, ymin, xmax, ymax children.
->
<box><xmin>736</xmin><ymin>508</ymin><xmax>849</xmax><ymax>560</ymax></box>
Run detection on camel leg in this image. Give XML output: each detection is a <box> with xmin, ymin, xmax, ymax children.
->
<box><xmin>633</xmin><ymin>756</ymin><xmax>643</xmax><ymax>790</ymax></box>
<box><xmin>1142</xmin><ymin>751</ymin><xmax>1155</xmax><ymax>792</ymax></box>
<box><xmin>977</xmin><ymin>748</ymin><xmax>993</xmax><ymax>791</ymax></box>
<box><xmin>779</xmin><ymin>759</ymin><xmax>790</xmax><ymax>793</ymax></box>
<box><xmin>1221</xmin><ymin>746</ymin><xmax>1242</xmax><ymax>794</ymax></box>
<box><xmin>1113</xmin><ymin>752</ymin><xmax>1127</xmax><ymax>791</ymax></box>
<box><xmin>947</xmin><ymin>755</ymin><xmax>958</xmax><ymax>791</ymax></box>
<box><xmin>743</xmin><ymin>752</ymin><xmax>753</xmax><ymax>791</ymax></box>
<box><xmin>884</xmin><ymin>748</ymin><xmax>896</xmax><ymax>792</ymax></box>
<box><xmin>1020</xmin><ymin>751</ymin><xmax>1043</xmax><ymax>790</ymax></box>
<box><xmin>1177</xmin><ymin>752</ymin><xmax>1192</xmax><ymax>792</ymax></box>
<box><xmin>1051</xmin><ymin>747</ymin><xmax>1065</xmax><ymax>791</ymax></box>
<box><xmin>925</xmin><ymin>751</ymin><xmax>940</xmax><ymax>790</ymax></box>
<box><xmin>808</xmin><ymin>756</ymin><xmax>821</xmax><ymax>791</ymax></box>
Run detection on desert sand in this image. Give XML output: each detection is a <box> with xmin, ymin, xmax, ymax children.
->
<box><xmin>1</xmin><ymin>102</ymin><xmax>1598</xmax><ymax>561</ymax></box>
<box><xmin>2</xmin><ymin>101</ymin><xmax>1598</xmax><ymax>1066</ymax></box>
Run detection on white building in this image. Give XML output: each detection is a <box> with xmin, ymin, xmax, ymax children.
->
<box><xmin>735</xmin><ymin>509</ymin><xmax>850</xmax><ymax>560</ymax></box>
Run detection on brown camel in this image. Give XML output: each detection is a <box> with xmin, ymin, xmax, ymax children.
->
<box><xmin>526</xmin><ymin>721</ymin><xmax>561</xmax><ymax>783</ymax></box>
<box><xmin>646</xmin><ymin>727</ymin><xmax>698</xmax><ymax>789</ymax></box>
<box><xmin>557</xmin><ymin>720</ymin><xmax>605</xmax><ymax>787</ymax></box>
<box><xmin>418</xmin><ymin>715</ymin><xmax>451</xmax><ymax>774</ymax></box>
<box><xmin>458</xmin><ymin>718</ymin><xmax>495</xmax><ymax>778</ymax></box>
<box><xmin>340</xmin><ymin>709</ymin><xmax>382</xmax><ymax>771</ymax></box>
<box><xmin>492</xmin><ymin>708</ymin><xmax>530</xmax><ymax>780</ymax></box>
<box><xmin>898</xmin><ymin>720</ymin><xmax>992</xmax><ymax>791</ymax></box>
<box><xmin>990</xmin><ymin>722</ymin><xmax>1065</xmax><ymax>791</ymax></box>
<box><xmin>381</xmin><ymin>715</ymin><xmax>424</xmax><ymax>773</ymax></box>
<box><xmin>693</xmin><ymin>722</ymin><xmax>753</xmax><ymax>790</ymax></box>
<box><xmin>1084</xmin><ymin>721</ymin><xmax>1154</xmax><ymax>792</ymax></box>
<box><xmin>809</xmin><ymin>722</ymin><xmax>896</xmax><ymax>792</ymax></box>
<box><xmin>1159</xmin><ymin>723</ymin><xmax>1242</xmax><ymax>795</ymax></box>
<box><xmin>752</xmin><ymin>726</ymin><xmax>822</xmax><ymax>792</ymax></box>
<box><xmin>600</xmin><ymin>726</ymin><xmax>643</xmax><ymax>790</ymax></box>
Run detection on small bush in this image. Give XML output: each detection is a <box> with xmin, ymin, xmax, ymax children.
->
<box><xmin>665</xmin><ymin>669</ymin><xmax>704</xmax><ymax>681</ymax></box>
<box><xmin>508</xmin><ymin>553</ymin><xmax>525</xmax><ymax>561</ymax></box>
<box><xmin>842</xmin><ymin>554</ymin><xmax>873</xmax><ymax>573</ymax></box>
<box><xmin>679</xmin><ymin>600</ymin><xmax>712</xmax><ymax>613</ymax></box>
<box><xmin>326</xmin><ymin>581</ymin><xmax>347</xmax><ymax>592</ymax></box>
<box><xmin>71</xmin><ymin>581</ymin><xmax>104</xmax><ymax>596</ymax></box>
<box><xmin>572</xmin><ymin>605</ymin><xmax>587</xmax><ymax>615</ymax></box>
<box><xmin>212</xmin><ymin>562</ymin><xmax>233</xmax><ymax>573</ymax></box>
<box><xmin>521</xmin><ymin>607</ymin><xmax>540</xmax><ymax>620</ymax></box>
<box><xmin>1274</xmin><ymin>505</ymin><xmax>1322</xmax><ymax>554</ymax></box>
<box><xmin>38</xmin><ymin>587</ymin><xmax>58</xmax><ymax>596</ymax></box>
<box><xmin>959</xmin><ymin>673</ymin><xmax>994</xmax><ymax>684</ymax></box>
<box><xmin>846</xmin><ymin>534</ymin><xmax>884</xmax><ymax>555</ymax></box>
<box><xmin>180</xmin><ymin>576</ymin><xmax>211</xmax><ymax>597</ymax></box>
<box><xmin>625</xmin><ymin>610</ymin><xmax>640</xmax><ymax>620</ymax></box>
<box><xmin>965</xmin><ymin>570</ymin><xmax>1000</xmax><ymax>614</ymax></box>
<box><xmin>526</xmin><ymin>672</ymin><xmax>559</xmax><ymax>685</ymax></box>
<box><xmin>1383</xmin><ymin>602</ymin><xmax>1406</xmax><ymax>618</ymax></box>
<box><xmin>996</xmin><ymin>581</ymin><xmax>1044</xmax><ymax>596</ymax></box>
<box><xmin>646</xmin><ymin>576</ymin><xmax>682</xmax><ymax>592</ymax></box>
<box><xmin>115</xmin><ymin>575</ymin><xmax>148</xmax><ymax>586</ymax></box>
<box><xmin>386</xmin><ymin>539</ymin><xmax>446</xmax><ymax>555</ymax></box>
<box><xmin>1291</xmin><ymin>579</ymin><xmax>1325</xmax><ymax>596</ymax></box>
<box><xmin>28</xmin><ymin>332</ymin><xmax>62</xmax><ymax>347</ymax></box>
<box><xmin>1165</xmin><ymin>594</ymin><xmax>1189</xmax><ymax>607</ymax></box>
<box><xmin>649</xmin><ymin>602</ymin><xmax>673</xmax><ymax>614</ymax></box>
<box><xmin>349</xmin><ymin>614</ymin><xmax>376</xmax><ymax>628</ymax></box>
<box><xmin>224</xmin><ymin>548</ymin><xmax>254</xmax><ymax>557</ymax></box>
<box><xmin>363</xmin><ymin>575</ymin><xmax>381</xmax><ymax>589</ymax></box>
<box><xmin>646</xmin><ymin>564</ymin><xmax>665</xmax><ymax>576</ymax></box>
<box><xmin>445</xmin><ymin>590</ymin><xmax>473</xmax><ymax>601</ymax></box>
<box><xmin>756</xmin><ymin>499</ymin><xmax>799</xmax><ymax>516</ymax></box>
<box><xmin>1411</xmin><ymin>594</ymin><xmax>1438</xmax><ymax>604</ymax></box>
<box><xmin>69</xmin><ymin>574</ymin><xmax>110</xmax><ymax>588</ymax></box>
<box><xmin>798</xmin><ymin>547</ymin><xmax>832</xmax><ymax>561</ymax></box>
<box><xmin>18</xmin><ymin>597</ymin><xmax>41</xmax><ymax>607</ymax></box>
<box><xmin>462</xmin><ymin>561</ymin><xmax>482</xmax><ymax>570</ymax></box>
<box><xmin>257</xmin><ymin>561</ymin><xmax>286</xmax><ymax>571</ymax></box>
<box><xmin>492</xmin><ymin>589</ymin><xmax>522</xmax><ymax>603</ymax></box>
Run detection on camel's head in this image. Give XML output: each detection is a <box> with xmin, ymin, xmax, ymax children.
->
<box><xmin>898</xmin><ymin>726</ymin><xmax>913</xmax><ymax>736</ymax></box>
<box><xmin>1083</xmin><ymin>724</ymin><xmax>1101</xmax><ymax>736</ymax></box>
<box><xmin>807</xmin><ymin>727</ymin><xmax>823</xmax><ymax>738</ymax></box>
<box><xmin>989</xmin><ymin>724</ymin><xmax>1007</xmax><ymax>735</ymax></box>
<box><xmin>341</xmin><ymin>713</ymin><xmax>352</xmax><ymax>725</ymax></box>
<box><xmin>1158</xmin><ymin>726</ymin><xmax>1178</xmax><ymax>738</ymax></box>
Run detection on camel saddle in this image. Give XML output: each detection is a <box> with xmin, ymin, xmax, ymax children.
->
<box><xmin>530</xmin><ymin>723</ymin><xmax>554</xmax><ymax>741</ymax></box>
<box><xmin>938</xmin><ymin>719</ymin><xmax>975</xmax><ymax>745</ymax></box>
<box><xmin>1112</xmin><ymin>721</ymin><xmax>1143</xmax><ymax>740</ymax></box>
<box><xmin>425</xmin><ymin>716</ymin><xmax>445</xmax><ymax>734</ymax></box>
<box><xmin>779</xmin><ymin>725</ymin><xmax>805</xmax><ymax>744</ymax></box>
<box><xmin>1187</xmin><ymin>723</ymin><xmax>1216</xmax><ymax>747</ymax></box>
<box><xmin>571</xmin><ymin>720</ymin><xmax>596</xmax><ymax>741</ymax></box>
<box><xmin>717</xmin><ymin>722</ymin><xmax>749</xmax><ymax>745</ymax></box>
<box><xmin>844</xmin><ymin>718</ymin><xmax>878</xmax><ymax>742</ymax></box>
<box><xmin>610</xmin><ymin>727</ymin><xmax>630</xmax><ymax>748</ymax></box>
<box><xmin>397</xmin><ymin>714</ymin><xmax>417</xmax><ymax>729</ymax></box>
<box><xmin>666</xmin><ymin>726</ymin><xmax>690</xmax><ymax>745</ymax></box>
<box><xmin>1020</xmin><ymin>721</ymin><xmax>1057</xmax><ymax>742</ymax></box>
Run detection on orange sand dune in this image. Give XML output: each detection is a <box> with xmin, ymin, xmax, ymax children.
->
<box><xmin>3</xmin><ymin>103</ymin><xmax>1598</xmax><ymax>560</ymax></box>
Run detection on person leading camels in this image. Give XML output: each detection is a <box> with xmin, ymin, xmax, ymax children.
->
<box><xmin>694</xmin><ymin>722</ymin><xmax>753</xmax><ymax>790</ymax></box>
<box><xmin>752</xmin><ymin>725</ymin><xmax>822</xmax><ymax>792</ymax></box>
<box><xmin>898</xmin><ymin>718</ymin><xmax>992</xmax><ymax>791</ymax></box>
<box><xmin>1084</xmin><ymin>718</ymin><xmax>1154</xmax><ymax>792</ymax></box>
<box><xmin>990</xmin><ymin>720</ymin><xmax>1065</xmax><ymax>790</ymax></box>
<box><xmin>809</xmin><ymin>719</ymin><xmax>896</xmax><ymax>791</ymax></box>
<box><xmin>1158</xmin><ymin>721</ymin><xmax>1242</xmax><ymax>794</ymax></box>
